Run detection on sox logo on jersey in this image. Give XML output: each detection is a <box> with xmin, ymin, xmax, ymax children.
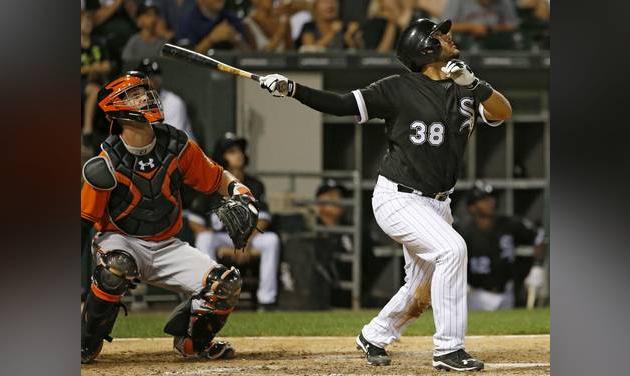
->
<box><xmin>458</xmin><ymin>97</ymin><xmax>475</xmax><ymax>136</ymax></box>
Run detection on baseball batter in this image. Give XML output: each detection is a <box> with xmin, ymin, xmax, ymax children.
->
<box><xmin>80</xmin><ymin>71</ymin><xmax>259</xmax><ymax>363</ymax></box>
<box><xmin>259</xmin><ymin>18</ymin><xmax>512</xmax><ymax>371</ymax></box>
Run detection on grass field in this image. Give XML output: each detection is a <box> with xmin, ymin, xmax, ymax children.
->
<box><xmin>112</xmin><ymin>307</ymin><xmax>549</xmax><ymax>338</ymax></box>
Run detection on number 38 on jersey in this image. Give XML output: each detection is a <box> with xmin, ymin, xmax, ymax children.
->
<box><xmin>409</xmin><ymin>121</ymin><xmax>445</xmax><ymax>146</ymax></box>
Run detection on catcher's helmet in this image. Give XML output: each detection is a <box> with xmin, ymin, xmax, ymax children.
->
<box><xmin>396</xmin><ymin>18</ymin><xmax>452</xmax><ymax>72</ymax></box>
<box><xmin>97</xmin><ymin>71</ymin><xmax>164</xmax><ymax>131</ymax></box>
<box><xmin>212</xmin><ymin>132</ymin><xmax>249</xmax><ymax>168</ymax></box>
<box><xmin>466</xmin><ymin>180</ymin><xmax>494</xmax><ymax>206</ymax></box>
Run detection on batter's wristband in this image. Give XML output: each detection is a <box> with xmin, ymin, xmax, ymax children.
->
<box><xmin>469</xmin><ymin>79</ymin><xmax>494</xmax><ymax>102</ymax></box>
<box><xmin>287</xmin><ymin>80</ymin><xmax>296</xmax><ymax>97</ymax></box>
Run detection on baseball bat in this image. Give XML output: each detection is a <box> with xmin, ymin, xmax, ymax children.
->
<box><xmin>160</xmin><ymin>43</ymin><xmax>288</xmax><ymax>93</ymax></box>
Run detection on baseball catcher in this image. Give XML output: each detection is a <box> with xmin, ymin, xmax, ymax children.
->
<box><xmin>80</xmin><ymin>71</ymin><xmax>258</xmax><ymax>363</ymax></box>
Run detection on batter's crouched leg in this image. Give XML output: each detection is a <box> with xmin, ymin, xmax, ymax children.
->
<box><xmin>164</xmin><ymin>265</ymin><xmax>242</xmax><ymax>360</ymax></box>
<box><xmin>81</xmin><ymin>250</ymin><xmax>138</xmax><ymax>364</ymax></box>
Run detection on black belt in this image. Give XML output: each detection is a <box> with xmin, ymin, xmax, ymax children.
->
<box><xmin>396</xmin><ymin>184</ymin><xmax>450</xmax><ymax>201</ymax></box>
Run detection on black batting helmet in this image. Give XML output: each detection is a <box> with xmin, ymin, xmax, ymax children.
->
<box><xmin>212</xmin><ymin>132</ymin><xmax>249</xmax><ymax>169</ymax></box>
<box><xmin>396</xmin><ymin>18</ymin><xmax>452</xmax><ymax>72</ymax></box>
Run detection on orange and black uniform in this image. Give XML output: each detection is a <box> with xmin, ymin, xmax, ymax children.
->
<box><xmin>81</xmin><ymin>123</ymin><xmax>223</xmax><ymax>246</ymax></box>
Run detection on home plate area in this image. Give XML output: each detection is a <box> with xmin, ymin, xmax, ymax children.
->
<box><xmin>81</xmin><ymin>335</ymin><xmax>549</xmax><ymax>375</ymax></box>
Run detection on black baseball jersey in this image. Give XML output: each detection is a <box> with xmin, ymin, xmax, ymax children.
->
<box><xmin>353</xmin><ymin>72</ymin><xmax>501</xmax><ymax>194</ymax></box>
<box><xmin>456</xmin><ymin>216</ymin><xmax>543</xmax><ymax>292</ymax></box>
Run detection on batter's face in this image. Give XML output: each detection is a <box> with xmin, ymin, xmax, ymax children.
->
<box><xmin>434</xmin><ymin>31</ymin><xmax>460</xmax><ymax>61</ymax></box>
<box><xmin>223</xmin><ymin>145</ymin><xmax>246</xmax><ymax>170</ymax></box>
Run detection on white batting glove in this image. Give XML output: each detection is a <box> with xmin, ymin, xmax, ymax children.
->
<box><xmin>259</xmin><ymin>73</ymin><xmax>295</xmax><ymax>97</ymax></box>
<box><xmin>524</xmin><ymin>265</ymin><xmax>545</xmax><ymax>289</ymax></box>
<box><xmin>441</xmin><ymin>59</ymin><xmax>477</xmax><ymax>87</ymax></box>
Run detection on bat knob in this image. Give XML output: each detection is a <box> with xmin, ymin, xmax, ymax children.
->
<box><xmin>277</xmin><ymin>81</ymin><xmax>288</xmax><ymax>95</ymax></box>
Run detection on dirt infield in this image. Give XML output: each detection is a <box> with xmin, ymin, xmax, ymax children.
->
<box><xmin>81</xmin><ymin>335</ymin><xmax>549</xmax><ymax>375</ymax></box>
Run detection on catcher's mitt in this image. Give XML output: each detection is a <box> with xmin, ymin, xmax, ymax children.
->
<box><xmin>213</xmin><ymin>195</ymin><xmax>259</xmax><ymax>250</ymax></box>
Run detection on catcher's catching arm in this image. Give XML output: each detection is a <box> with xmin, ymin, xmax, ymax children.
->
<box><xmin>214</xmin><ymin>170</ymin><xmax>261</xmax><ymax>250</ymax></box>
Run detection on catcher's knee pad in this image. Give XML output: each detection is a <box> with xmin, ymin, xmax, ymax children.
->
<box><xmin>93</xmin><ymin>250</ymin><xmax>139</xmax><ymax>297</ymax></box>
<box><xmin>200</xmin><ymin>264</ymin><xmax>242</xmax><ymax>314</ymax></box>
<box><xmin>82</xmin><ymin>250</ymin><xmax>137</xmax><ymax>363</ymax></box>
<box><xmin>164</xmin><ymin>265</ymin><xmax>241</xmax><ymax>356</ymax></box>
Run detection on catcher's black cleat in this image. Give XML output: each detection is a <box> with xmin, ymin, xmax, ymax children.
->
<box><xmin>81</xmin><ymin>336</ymin><xmax>110</xmax><ymax>364</ymax></box>
<box><xmin>199</xmin><ymin>341</ymin><xmax>236</xmax><ymax>360</ymax></box>
<box><xmin>356</xmin><ymin>332</ymin><xmax>391</xmax><ymax>366</ymax></box>
<box><xmin>433</xmin><ymin>349</ymin><xmax>484</xmax><ymax>372</ymax></box>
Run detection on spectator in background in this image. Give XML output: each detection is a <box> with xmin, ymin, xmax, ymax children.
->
<box><xmin>86</xmin><ymin>0</ymin><xmax>139</xmax><ymax>71</ymax></box>
<box><xmin>361</xmin><ymin>0</ymin><xmax>402</xmax><ymax>52</ymax></box>
<box><xmin>314</xmin><ymin>180</ymin><xmax>379</xmax><ymax>307</ymax></box>
<box><xmin>122</xmin><ymin>3</ymin><xmax>168</xmax><ymax>64</ymax></box>
<box><xmin>81</xmin><ymin>9</ymin><xmax>113</xmax><ymax>157</ymax></box>
<box><xmin>176</xmin><ymin>0</ymin><xmax>253</xmax><ymax>53</ymax></box>
<box><xmin>395</xmin><ymin>0</ymin><xmax>447</xmax><ymax>31</ymax></box>
<box><xmin>153</xmin><ymin>0</ymin><xmax>197</xmax><ymax>40</ymax></box>
<box><xmin>188</xmin><ymin>133</ymin><xmax>280</xmax><ymax>311</ymax></box>
<box><xmin>136</xmin><ymin>58</ymin><xmax>195</xmax><ymax>139</ymax></box>
<box><xmin>298</xmin><ymin>0</ymin><xmax>362</xmax><ymax>51</ymax></box>
<box><xmin>455</xmin><ymin>181</ymin><xmax>546</xmax><ymax>311</ymax></box>
<box><xmin>288</xmin><ymin>0</ymin><xmax>315</xmax><ymax>43</ymax></box>
<box><xmin>443</xmin><ymin>0</ymin><xmax>519</xmax><ymax>50</ymax></box>
<box><xmin>515</xmin><ymin>0</ymin><xmax>549</xmax><ymax>49</ymax></box>
<box><xmin>314</xmin><ymin>180</ymin><xmax>351</xmax><ymax>306</ymax></box>
<box><xmin>244</xmin><ymin>0</ymin><xmax>293</xmax><ymax>51</ymax></box>
<box><xmin>315</xmin><ymin>179</ymin><xmax>350</xmax><ymax>233</ymax></box>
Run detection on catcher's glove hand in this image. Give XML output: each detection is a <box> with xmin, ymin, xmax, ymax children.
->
<box><xmin>213</xmin><ymin>195</ymin><xmax>260</xmax><ymax>250</ymax></box>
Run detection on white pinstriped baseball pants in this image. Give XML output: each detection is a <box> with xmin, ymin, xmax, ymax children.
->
<box><xmin>362</xmin><ymin>175</ymin><xmax>468</xmax><ymax>356</ymax></box>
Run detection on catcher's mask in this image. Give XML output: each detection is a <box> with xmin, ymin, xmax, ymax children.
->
<box><xmin>97</xmin><ymin>71</ymin><xmax>164</xmax><ymax>133</ymax></box>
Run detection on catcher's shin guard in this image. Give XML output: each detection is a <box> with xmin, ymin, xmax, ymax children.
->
<box><xmin>164</xmin><ymin>265</ymin><xmax>241</xmax><ymax>358</ymax></box>
<box><xmin>81</xmin><ymin>250</ymin><xmax>138</xmax><ymax>364</ymax></box>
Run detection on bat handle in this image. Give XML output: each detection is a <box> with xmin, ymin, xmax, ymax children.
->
<box><xmin>251</xmin><ymin>74</ymin><xmax>261</xmax><ymax>83</ymax></box>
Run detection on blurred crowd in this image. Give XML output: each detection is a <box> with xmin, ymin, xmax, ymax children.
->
<box><xmin>81</xmin><ymin>0</ymin><xmax>549</xmax><ymax>158</ymax></box>
<box><xmin>81</xmin><ymin>0</ymin><xmax>550</xmax><ymax>75</ymax></box>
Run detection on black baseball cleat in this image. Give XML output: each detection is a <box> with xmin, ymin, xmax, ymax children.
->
<box><xmin>81</xmin><ymin>336</ymin><xmax>109</xmax><ymax>364</ymax></box>
<box><xmin>356</xmin><ymin>332</ymin><xmax>391</xmax><ymax>366</ymax></box>
<box><xmin>433</xmin><ymin>349</ymin><xmax>484</xmax><ymax>372</ymax></box>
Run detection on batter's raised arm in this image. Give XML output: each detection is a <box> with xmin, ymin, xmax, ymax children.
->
<box><xmin>259</xmin><ymin>74</ymin><xmax>360</xmax><ymax>117</ymax></box>
<box><xmin>440</xmin><ymin>59</ymin><xmax>512</xmax><ymax>122</ymax></box>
